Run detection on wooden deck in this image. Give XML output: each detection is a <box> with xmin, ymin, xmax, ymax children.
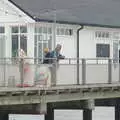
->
<box><xmin>0</xmin><ymin>83</ymin><xmax>120</xmax><ymax>105</ymax></box>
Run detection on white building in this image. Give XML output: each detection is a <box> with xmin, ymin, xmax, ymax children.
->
<box><xmin>0</xmin><ymin>0</ymin><xmax>120</xmax><ymax>61</ymax></box>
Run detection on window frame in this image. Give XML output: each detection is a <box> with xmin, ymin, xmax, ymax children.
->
<box><xmin>0</xmin><ymin>26</ymin><xmax>5</xmax><ymax>34</ymax></box>
<box><xmin>34</xmin><ymin>26</ymin><xmax>52</xmax><ymax>63</ymax></box>
<box><xmin>11</xmin><ymin>25</ymin><xmax>27</xmax><ymax>57</ymax></box>
<box><xmin>56</xmin><ymin>28</ymin><xmax>73</xmax><ymax>36</ymax></box>
<box><xmin>96</xmin><ymin>44</ymin><xmax>110</xmax><ymax>58</ymax></box>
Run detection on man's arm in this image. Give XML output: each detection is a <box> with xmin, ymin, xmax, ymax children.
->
<box><xmin>58</xmin><ymin>54</ymin><xmax>65</xmax><ymax>59</ymax></box>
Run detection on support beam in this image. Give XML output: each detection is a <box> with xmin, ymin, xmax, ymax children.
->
<box><xmin>83</xmin><ymin>109</ymin><xmax>92</xmax><ymax>120</ymax></box>
<box><xmin>35</xmin><ymin>103</ymin><xmax>47</xmax><ymax>114</ymax></box>
<box><xmin>83</xmin><ymin>99</ymin><xmax>94</xmax><ymax>120</ymax></box>
<box><xmin>84</xmin><ymin>99</ymin><xmax>95</xmax><ymax>110</ymax></box>
<box><xmin>0</xmin><ymin>112</ymin><xmax>8</xmax><ymax>120</ymax></box>
<box><xmin>45</xmin><ymin>103</ymin><xmax>54</xmax><ymax>120</ymax></box>
<box><xmin>115</xmin><ymin>99</ymin><xmax>120</xmax><ymax>120</ymax></box>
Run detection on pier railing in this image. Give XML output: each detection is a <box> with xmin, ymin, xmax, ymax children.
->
<box><xmin>0</xmin><ymin>58</ymin><xmax>119</xmax><ymax>88</ymax></box>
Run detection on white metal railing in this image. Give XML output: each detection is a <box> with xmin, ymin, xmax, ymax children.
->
<box><xmin>0</xmin><ymin>58</ymin><xmax>119</xmax><ymax>88</ymax></box>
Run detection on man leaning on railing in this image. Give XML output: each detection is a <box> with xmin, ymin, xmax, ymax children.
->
<box><xmin>50</xmin><ymin>44</ymin><xmax>65</xmax><ymax>64</ymax></box>
<box><xmin>43</xmin><ymin>44</ymin><xmax>65</xmax><ymax>86</ymax></box>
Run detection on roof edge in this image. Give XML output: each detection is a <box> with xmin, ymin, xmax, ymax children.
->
<box><xmin>7</xmin><ymin>0</ymin><xmax>120</xmax><ymax>29</ymax></box>
<box><xmin>8</xmin><ymin>0</ymin><xmax>35</xmax><ymax>21</ymax></box>
<box><xmin>35</xmin><ymin>18</ymin><xmax>120</xmax><ymax>28</ymax></box>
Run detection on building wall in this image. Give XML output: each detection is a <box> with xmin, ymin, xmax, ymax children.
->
<box><xmin>1</xmin><ymin>0</ymin><xmax>120</xmax><ymax>60</ymax></box>
<box><xmin>79</xmin><ymin>26</ymin><xmax>120</xmax><ymax>60</ymax></box>
<box><xmin>56</xmin><ymin>24</ymin><xmax>77</xmax><ymax>59</ymax></box>
<box><xmin>0</xmin><ymin>0</ymin><xmax>34</xmax><ymax>23</ymax></box>
<box><xmin>0</xmin><ymin>0</ymin><xmax>35</xmax><ymax>59</ymax></box>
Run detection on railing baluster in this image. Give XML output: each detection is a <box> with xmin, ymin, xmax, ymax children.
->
<box><xmin>118</xmin><ymin>60</ymin><xmax>120</xmax><ymax>82</ymax></box>
<box><xmin>82</xmin><ymin>59</ymin><xmax>86</xmax><ymax>85</ymax></box>
<box><xmin>3</xmin><ymin>58</ymin><xmax>6</xmax><ymax>87</ymax></box>
<box><xmin>77</xmin><ymin>58</ymin><xmax>79</xmax><ymax>85</ymax></box>
<box><xmin>20</xmin><ymin>58</ymin><xmax>24</xmax><ymax>87</ymax></box>
<box><xmin>108</xmin><ymin>59</ymin><xmax>112</xmax><ymax>84</ymax></box>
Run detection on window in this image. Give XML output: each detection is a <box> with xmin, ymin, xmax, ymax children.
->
<box><xmin>11</xmin><ymin>26</ymin><xmax>27</xmax><ymax>57</ymax></box>
<box><xmin>34</xmin><ymin>26</ymin><xmax>52</xmax><ymax>63</ymax></box>
<box><xmin>95</xmin><ymin>31</ymin><xmax>110</xmax><ymax>38</ymax></box>
<box><xmin>96</xmin><ymin>44</ymin><xmax>110</xmax><ymax>57</ymax></box>
<box><xmin>43</xmin><ymin>27</ymin><xmax>47</xmax><ymax>33</ymax></box>
<box><xmin>12</xmin><ymin>35</ymin><xmax>18</xmax><ymax>57</ymax></box>
<box><xmin>0</xmin><ymin>26</ymin><xmax>5</xmax><ymax>33</ymax></box>
<box><xmin>56</xmin><ymin>28</ymin><xmax>73</xmax><ymax>36</ymax></box>
<box><xmin>12</xmin><ymin>26</ymin><xmax>19</xmax><ymax>33</ymax></box>
<box><xmin>20</xmin><ymin>26</ymin><xmax>27</xmax><ymax>33</ymax></box>
<box><xmin>48</xmin><ymin>27</ymin><xmax>52</xmax><ymax>34</ymax></box>
<box><xmin>69</xmin><ymin>29</ymin><xmax>73</xmax><ymax>35</ymax></box>
<box><xmin>113</xmin><ymin>32</ymin><xmax>120</xmax><ymax>39</ymax></box>
<box><xmin>20</xmin><ymin>35</ymin><xmax>27</xmax><ymax>53</ymax></box>
<box><xmin>0</xmin><ymin>26</ymin><xmax>5</xmax><ymax>59</ymax></box>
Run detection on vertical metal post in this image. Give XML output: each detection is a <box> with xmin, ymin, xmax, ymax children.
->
<box><xmin>53</xmin><ymin>2</ymin><xmax>56</xmax><ymax>49</ymax></box>
<box><xmin>82</xmin><ymin>59</ymin><xmax>86</xmax><ymax>85</ymax></box>
<box><xmin>3</xmin><ymin>58</ymin><xmax>6</xmax><ymax>87</ymax></box>
<box><xmin>83</xmin><ymin>109</ymin><xmax>92</xmax><ymax>120</ymax></box>
<box><xmin>77</xmin><ymin>26</ymin><xmax>84</xmax><ymax>85</ymax></box>
<box><xmin>20</xmin><ymin>58</ymin><xmax>24</xmax><ymax>87</ymax></box>
<box><xmin>77</xmin><ymin>58</ymin><xmax>79</xmax><ymax>85</ymax></box>
<box><xmin>108</xmin><ymin>59</ymin><xmax>112</xmax><ymax>83</ymax></box>
<box><xmin>119</xmin><ymin>61</ymin><xmax>120</xmax><ymax>83</ymax></box>
<box><xmin>77</xmin><ymin>30</ymin><xmax>80</xmax><ymax>85</ymax></box>
<box><xmin>45</xmin><ymin>103</ymin><xmax>54</xmax><ymax>120</ymax></box>
<box><xmin>51</xmin><ymin>59</ymin><xmax>57</xmax><ymax>86</ymax></box>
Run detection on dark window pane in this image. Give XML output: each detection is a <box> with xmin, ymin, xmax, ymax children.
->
<box><xmin>95</xmin><ymin>32</ymin><xmax>98</xmax><ymax>38</ymax></box>
<box><xmin>20</xmin><ymin>26</ymin><xmax>27</xmax><ymax>33</ymax></box>
<box><xmin>102</xmin><ymin>32</ymin><xmax>105</xmax><ymax>38</ymax></box>
<box><xmin>12</xmin><ymin>35</ymin><xmax>18</xmax><ymax>57</ymax></box>
<box><xmin>38</xmin><ymin>35</ymin><xmax>42</xmax><ymax>41</ymax></box>
<box><xmin>48</xmin><ymin>35</ymin><xmax>52</xmax><ymax>50</ymax></box>
<box><xmin>39</xmin><ymin>27</ymin><xmax>42</xmax><ymax>33</ymax></box>
<box><xmin>98</xmin><ymin>32</ymin><xmax>101</xmax><ymax>38</ymax></box>
<box><xmin>48</xmin><ymin>27</ymin><xmax>52</xmax><ymax>34</ymax></box>
<box><xmin>69</xmin><ymin>29</ymin><xmax>73</xmax><ymax>35</ymax></box>
<box><xmin>0</xmin><ymin>35</ymin><xmax>5</xmax><ymax>58</ymax></box>
<box><xmin>0</xmin><ymin>27</ymin><xmax>5</xmax><ymax>33</ymax></box>
<box><xmin>43</xmin><ymin>42</ymin><xmax>47</xmax><ymax>50</ymax></box>
<box><xmin>12</xmin><ymin>26</ymin><xmax>19</xmax><ymax>33</ymax></box>
<box><xmin>38</xmin><ymin>42</ymin><xmax>42</xmax><ymax>63</ymax></box>
<box><xmin>60</xmin><ymin>28</ymin><xmax>64</xmax><ymax>35</ymax></box>
<box><xmin>43</xmin><ymin>27</ymin><xmax>47</xmax><ymax>33</ymax></box>
<box><xmin>34</xmin><ymin>35</ymin><xmax>37</xmax><ymax>57</ymax></box>
<box><xmin>20</xmin><ymin>35</ymin><xmax>27</xmax><ymax>54</ymax></box>
<box><xmin>96</xmin><ymin>44</ymin><xmax>110</xmax><ymax>57</ymax></box>
<box><xmin>35</xmin><ymin>27</ymin><xmax>38</xmax><ymax>33</ymax></box>
<box><xmin>65</xmin><ymin>29</ymin><xmax>69</xmax><ymax>35</ymax></box>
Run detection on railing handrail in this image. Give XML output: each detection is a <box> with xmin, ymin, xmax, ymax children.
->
<box><xmin>0</xmin><ymin>57</ymin><xmax>119</xmax><ymax>60</ymax></box>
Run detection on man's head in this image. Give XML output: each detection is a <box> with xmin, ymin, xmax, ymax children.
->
<box><xmin>44</xmin><ymin>48</ymin><xmax>49</xmax><ymax>53</ymax></box>
<box><xmin>55</xmin><ymin>44</ymin><xmax>62</xmax><ymax>52</ymax></box>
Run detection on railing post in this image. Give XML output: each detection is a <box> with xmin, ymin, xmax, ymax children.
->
<box><xmin>3</xmin><ymin>58</ymin><xmax>6</xmax><ymax>87</ymax></box>
<box><xmin>108</xmin><ymin>59</ymin><xmax>112</xmax><ymax>84</ymax></box>
<box><xmin>20</xmin><ymin>58</ymin><xmax>24</xmax><ymax>87</ymax></box>
<box><xmin>51</xmin><ymin>58</ymin><xmax>57</xmax><ymax>86</ymax></box>
<box><xmin>77</xmin><ymin>58</ymin><xmax>79</xmax><ymax>85</ymax></box>
<box><xmin>119</xmin><ymin>62</ymin><xmax>120</xmax><ymax>83</ymax></box>
<box><xmin>82</xmin><ymin>59</ymin><xmax>86</xmax><ymax>85</ymax></box>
